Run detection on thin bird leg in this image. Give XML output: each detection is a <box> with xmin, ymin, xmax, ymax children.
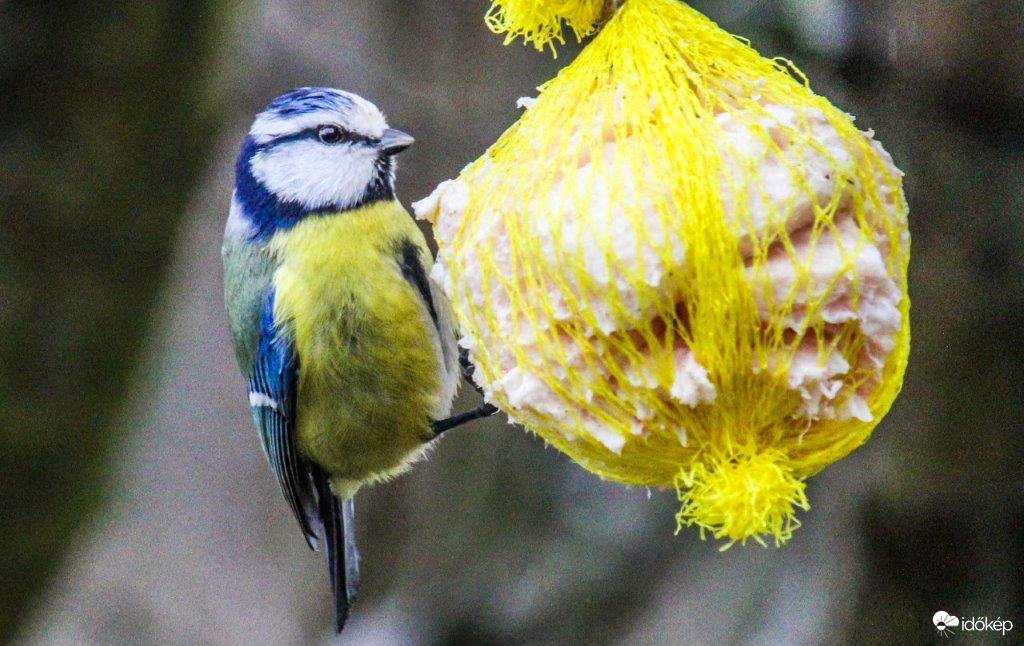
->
<box><xmin>432</xmin><ymin>401</ymin><xmax>499</xmax><ymax>436</ymax></box>
<box><xmin>432</xmin><ymin>347</ymin><xmax>500</xmax><ymax>436</ymax></box>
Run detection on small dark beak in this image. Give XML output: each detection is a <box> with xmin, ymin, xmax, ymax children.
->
<box><xmin>380</xmin><ymin>128</ymin><xmax>415</xmax><ymax>156</ymax></box>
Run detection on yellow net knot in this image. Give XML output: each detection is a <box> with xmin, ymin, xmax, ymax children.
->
<box><xmin>485</xmin><ymin>0</ymin><xmax>610</xmax><ymax>53</ymax></box>
<box><xmin>675</xmin><ymin>450</ymin><xmax>810</xmax><ymax>549</ymax></box>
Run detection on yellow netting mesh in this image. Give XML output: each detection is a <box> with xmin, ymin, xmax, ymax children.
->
<box><xmin>416</xmin><ymin>0</ymin><xmax>910</xmax><ymax>546</ymax></box>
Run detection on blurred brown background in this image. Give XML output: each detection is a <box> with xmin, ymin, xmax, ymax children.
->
<box><xmin>1</xmin><ymin>1</ymin><xmax>1021</xmax><ymax>644</ymax></box>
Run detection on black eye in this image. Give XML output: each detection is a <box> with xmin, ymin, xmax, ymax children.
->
<box><xmin>317</xmin><ymin>125</ymin><xmax>344</xmax><ymax>144</ymax></box>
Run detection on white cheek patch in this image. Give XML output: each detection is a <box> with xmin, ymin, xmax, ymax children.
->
<box><xmin>250</xmin><ymin>140</ymin><xmax>379</xmax><ymax>211</ymax></box>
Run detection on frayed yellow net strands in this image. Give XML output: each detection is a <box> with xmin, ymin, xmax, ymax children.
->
<box><xmin>484</xmin><ymin>0</ymin><xmax>612</xmax><ymax>53</ymax></box>
<box><xmin>415</xmin><ymin>0</ymin><xmax>909</xmax><ymax>548</ymax></box>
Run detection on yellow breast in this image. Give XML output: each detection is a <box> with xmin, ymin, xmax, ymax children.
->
<box><xmin>267</xmin><ymin>201</ymin><xmax>447</xmax><ymax>488</ymax></box>
<box><xmin>268</xmin><ymin>201</ymin><xmax>432</xmax><ymax>370</ymax></box>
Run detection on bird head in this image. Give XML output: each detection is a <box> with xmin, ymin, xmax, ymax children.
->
<box><xmin>230</xmin><ymin>87</ymin><xmax>414</xmax><ymax>239</ymax></box>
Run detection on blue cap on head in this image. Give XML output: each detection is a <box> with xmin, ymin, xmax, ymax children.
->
<box><xmin>262</xmin><ymin>87</ymin><xmax>355</xmax><ymax>119</ymax></box>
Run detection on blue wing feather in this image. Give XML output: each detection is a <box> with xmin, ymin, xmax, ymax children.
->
<box><xmin>249</xmin><ymin>289</ymin><xmax>319</xmax><ymax>548</ymax></box>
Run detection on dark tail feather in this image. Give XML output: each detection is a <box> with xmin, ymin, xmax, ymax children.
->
<box><xmin>313</xmin><ymin>469</ymin><xmax>359</xmax><ymax>634</ymax></box>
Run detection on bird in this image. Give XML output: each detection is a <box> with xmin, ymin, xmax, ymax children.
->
<box><xmin>222</xmin><ymin>87</ymin><xmax>495</xmax><ymax>633</ymax></box>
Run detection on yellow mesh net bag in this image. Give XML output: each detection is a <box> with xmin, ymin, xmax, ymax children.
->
<box><xmin>415</xmin><ymin>0</ymin><xmax>909</xmax><ymax>548</ymax></box>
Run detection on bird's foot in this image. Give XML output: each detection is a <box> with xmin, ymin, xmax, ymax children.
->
<box><xmin>432</xmin><ymin>402</ymin><xmax>499</xmax><ymax>437</ymax></box>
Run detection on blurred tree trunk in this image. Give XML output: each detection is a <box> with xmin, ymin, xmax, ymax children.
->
<box><xmin>0</xmin><ymin>2</ymin><xmax>234</xmax><ymax>640</ymax></box>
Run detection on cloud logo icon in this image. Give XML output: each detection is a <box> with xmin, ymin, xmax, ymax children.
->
<box><xmin>934</xmin><ymin>611</ymin><xmax>960</xmax><ymax>636</ymax></box>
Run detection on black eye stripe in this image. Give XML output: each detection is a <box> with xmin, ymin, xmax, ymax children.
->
<box><xmin>263</xmin><ymin>127</ymin><xmax>379</xmax><ymax>148</ymax></box>
<box><xmin>316</xmin><ymin>124</ymin><xmax>377</xmax><ymax>146</ymax></box>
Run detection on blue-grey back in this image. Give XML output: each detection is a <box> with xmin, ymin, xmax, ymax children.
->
<box><xmin>222</xmin><ymin>228</ymin><xmax>276</xmax><ymax>374</ymax></box>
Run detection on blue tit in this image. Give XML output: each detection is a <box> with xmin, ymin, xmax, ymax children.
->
<box><xmin>222</xmin><ymin>87</ymin><xmax>495</xmax><ymax>633</ymax></box>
